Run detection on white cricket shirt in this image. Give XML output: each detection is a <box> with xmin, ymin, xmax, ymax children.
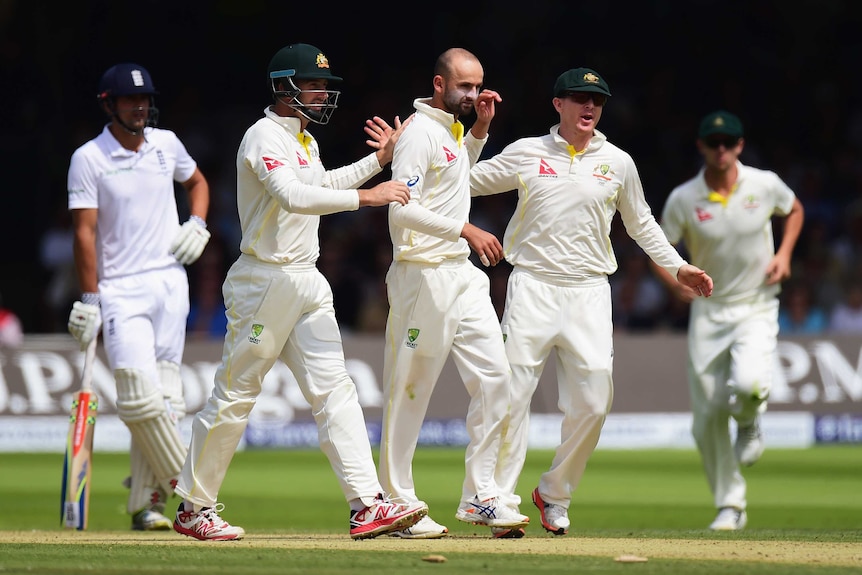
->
<box><xmin>388</xmin><ymin>98</ymin><xmax>488</xmax><ymax>263</ymax></box>
<box><xmin>470</xmin><ymin>125</ymin><xmax>685</xmax><ymax>280</ymax></box>
<box><xmin>235</xmin><ymin>107</ymin><xmax>382</xmax><ymax>264</ymax></box>
<box><xmin>67</xmin><ymin>125</ymin><xmax>197</xmax><ymax>280</ymax></box>
<box><xmin>660</xmin><ymin>161</ymin><xmax>797</xmax><ymax>303</ymax></box>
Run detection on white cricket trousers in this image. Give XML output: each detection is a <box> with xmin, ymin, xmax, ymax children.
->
<box><xmin>687</xmin><ymin>295</ymin><xmax>777</xmax><ymax>511</ymax></box>
<box><xmin>100</xmin><ymin>265</ymin><xmax>189</xmax><ymax>384</ymax></box>
<box><xmin>175</xmin><ymin>255</ymin><xmax>383</xmax><ymax>508</ymax></box>
<box><xmin>495</xmin><ymin>268</ymin><xmax>614</xmax><ymax>509</ymax></box>
<box><xmin>379</xmin><ymin>258</ymin><xmax>511</xmax><ymax>504</ymax></box>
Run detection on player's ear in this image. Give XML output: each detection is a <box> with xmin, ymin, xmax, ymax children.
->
<box><xmin>432</xmin><ymin>75</ymin><xmax>444</xmax><ymax>94</ymax></box>
<box><xmin>552</xmin><ymin>97</ymin><xmax>564</xmax><ymax>113</ymax></box>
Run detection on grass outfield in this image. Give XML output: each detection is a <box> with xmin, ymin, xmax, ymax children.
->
<box><xmin>1</xmin><ymin>446</ymin><xmax>860</xmax><ymax>574</ymax></box>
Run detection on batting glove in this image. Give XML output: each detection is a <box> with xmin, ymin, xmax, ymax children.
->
<box><xmin>68</xmin><ymin>294</ymin><xmax>101</xmax><ymax>351</ymax></box>
<box><xmin>171</xmin><ymin>215</ymin><xmax>211</xmax><ymax>265</ymax></box>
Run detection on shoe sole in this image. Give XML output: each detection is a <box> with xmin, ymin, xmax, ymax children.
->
<box><xmin>388</xmin><ymin>528</ymin><xmax>449</xmax><ymax>539</ymax></box>
<box><xmin>350</xmin><ymin>506</ymin><xmax>429</xmax><ymax>540</ymax></box>
<box><xmin>173</xmin><ymin>521</ymin><xmax>245</xmax><ymax>541</ymax></box>
<box><xmin>531</xmin><ymin>489</ymin><xmax>568</xmax><ymax>535</ymax></box>
<box><xmin>709</xmin><ymin>521</ymin><xmax>747</xmax><ymax>531</ymax></box>
<box><xmin>492</xmin><ymin>528</ymin><xmax>525</xmax><ymax>539</ymax></box>
<box><xmin>455</xmin><ymin>511</ymin><xmax>529</xmax><ymax>529</ymax></box>
<box><xmin>132</xmin><ymin>522</ymin><xmax>172</xmax><ymax>531</ymax></box>
<box><xmin>709</xmin><ymin>514</ymin><xmax>747</xmax><ymax>531</ymax></box>
<box><xmin>738</xmin><ymin>448</ymin><xmax>764</xmax><ymax>467</ymax></box>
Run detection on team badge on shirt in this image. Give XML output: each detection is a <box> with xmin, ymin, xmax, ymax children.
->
<box><xmin>405</xmin><ymin>328</ymin><xmax>420</xmax><ymax>349</ymax></box>
<box><xmin>592</xmin><ymin>164</ymin><xmax>612</xmax><ymax>181</ymax></box>
<box><xmin>156</xmin><ymin>150</ymin><xmax>167</xmax><ymax>172</ymax></box>
<box><xmin>248</xmin><ymin>323</ymin><xmax>264</xmax><ymax>344</ymax></box>
<box><xmin>743</xmin><ymin>194</ymin><xmax>760</xmax><ymax>209</ymax></box>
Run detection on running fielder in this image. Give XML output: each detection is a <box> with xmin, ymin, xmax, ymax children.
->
<box><xmin>652</xmin><ymin>110</ymin><xmax>804</xmax><ymax>530</ymax></box>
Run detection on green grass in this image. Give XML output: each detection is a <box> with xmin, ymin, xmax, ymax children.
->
<box><xmin>0</xmin><ymin>446</ymin><xmax>860</xmax><ymax>574</ymax></box>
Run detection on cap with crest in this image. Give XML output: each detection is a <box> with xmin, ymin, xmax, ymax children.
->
<box><xmin>553</xmin><ymin>68</ymin><xmax>611</xmax><ymax>97</ymax></box>
<box><xmin>698</xmin><ymin>110</ymin><xmax>744</xmax><ymax>139</ymax></box>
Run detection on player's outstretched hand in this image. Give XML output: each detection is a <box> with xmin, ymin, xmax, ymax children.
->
<box><xmin>677</xmin><ymin>264</ymin><xmax>714</xmax><ymax>298</ymax></box>
<box><xmin>368</xmin><ymin>114</ymin><xmax>415</xmax><ymax>166</ymax></box>
<box><xmin>359</xmin><ymin>180</ymin><xmax>410</xmax><ymax>207</ymax></box>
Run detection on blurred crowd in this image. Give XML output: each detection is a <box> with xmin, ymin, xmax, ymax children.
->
<box><xmin>24</xmin><ymin>73</ymin><xmax>862</xmax><ymax>342</ymax></box>
<box><xmin>27</xmin><ymin>140</ymin><xmax>862</xmax><ymax>341</ymax></box>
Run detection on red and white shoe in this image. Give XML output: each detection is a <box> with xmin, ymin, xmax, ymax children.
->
<box><xmin>532</xmin><ymin>488</ymin><xmax>569</xmax><ymax>535</ymax></box>
<box><xmin>173</xmin><ymin>502</ymin><xmax>246</xmax><ymax>541</ymax></box>
<box><xmin>349</xmin><ymin>494</ymin><xmax>428</xmax><ymax>540</ymax></box>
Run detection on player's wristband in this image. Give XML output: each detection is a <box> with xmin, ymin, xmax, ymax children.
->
<box><xmin>189</xmin><ymin>215</ymin><xmax>207</xmax><ymax>229</ymax></box>
<box><xmin>81</xmin><ymin>292</ymin><xmax>100</xmax><ymax>307</ymax></box>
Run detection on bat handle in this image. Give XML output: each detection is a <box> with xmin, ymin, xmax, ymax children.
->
<box><xmin>81</xmin><ymin>338</ymin><xmax>97</xmax><ymax>393</ymax></box>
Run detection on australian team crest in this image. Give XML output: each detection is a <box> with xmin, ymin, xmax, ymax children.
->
<box><xmin>592</xmin><ymin>163</ymin><xmax>612</xmax><ymax>182</ymax></box>
<box><xmin>406</xmin><ymin>328</ymin><xmax>420</xmax><ymax>349</ymax></box>
<box><xmin>743</xmin><ymin>194</ymin><xmax>760</xmax><ymax>209</ymax></box>
<box><xmin>248</xmin><ymin>323</ymin><xmax>264</xmax><ymax>344</ymax></box>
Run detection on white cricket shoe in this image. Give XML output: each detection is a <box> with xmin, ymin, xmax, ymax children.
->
<box><xmin>735</xmin><ymin>418</ymin><xmax>764</xmax><ymax>466</ymax></box>
<box><xmin>455</xmin><ymin>496</ymin><xmax>530</xmax><ymax>529</ymax></box>
<box><xmin>132</xmin><ymin>507</ymin><xmax>172</xmax><ymax>531</ymax></box>
<box><xmin>349</xmin><ymin>494</ymin><xmax>428</xmax><ymax>540</ymax></box>
<box><xmin>709</xmin><ymin>507</ymin><xmax>747</xmax><ymax>531</ymax></box>
<box><xmin>389</xmin><ymin>515</ymin><xmax>449</xmax><ymax>539</ymax></box>
<box><xmin>174</xmin><ymin>502</ymin><xmax>246</xmax><ymax>541</ymax></box>
<box><xmin>532</xmin><ymin>488</ymin><xmax>570</xmax><ymax>535</ymax></box>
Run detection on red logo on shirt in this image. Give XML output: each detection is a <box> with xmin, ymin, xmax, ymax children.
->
<box><xmin>295</xmin><ymin>151</ymin><xmax>308</xmax><ymax>166</ymax></box>
<box><xmin>262</xmin><ymin>156</ymin><xmax>284</xmax><ymax>171</ymax></box>
<box><xmin>695</xmin><ymin>207</ymin><xmax>713</xmax><ymax>222</ymax></box>
<box><xmin>442</xmin><ymin>146</ymin><xmax>457</xmax><ymax>163</ymax></box>
<box><xmin>539</xmin><ymin>159</ymin><xmax>557</xmax><ymax>175</ymax></box>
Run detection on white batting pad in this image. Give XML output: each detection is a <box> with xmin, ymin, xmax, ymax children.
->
<box><xmin>115</xmin><ymin>368</ymin><xmax>187</xmax><ymax>493</ymax></box>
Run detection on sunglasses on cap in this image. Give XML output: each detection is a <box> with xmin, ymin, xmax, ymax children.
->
<box><xmin>703</xmin><ymin>135</ymin><xmax>740</xmax><ymax>149</ymax></box>
<box><xmin>562</xmin><ymin>91</ymin><xmax>607</xmax><ymax>107</ymax></box>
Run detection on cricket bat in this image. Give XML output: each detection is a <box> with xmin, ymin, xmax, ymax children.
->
<box><xmin>61</xmin><ymin>338</ymin><xmax>99</xmax><ymax>530</ymax></box>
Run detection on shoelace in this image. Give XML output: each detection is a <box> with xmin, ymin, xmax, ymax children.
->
<box><xmin>373</xmin><ymin>492</ymin><xmax>408</xmax><ymax>511</ymax></box>
<box><xmin>180</xmin><ymin>502</ymin><xmax>228</xmax><ymax>527</ymax></box>
<box><xmin>738</xmin><ymin>424</ymin><xmax>760</xmax><ymax>440</ymax></box>
<box><xmin>202</xmin><ymin>503</ymin><xmax>228</xmax><ymax>524</ymax></box>
<box><xmin>469</xmin><ymin>498</ymin><xmax>499</xmax><ymax>519</ymax></box>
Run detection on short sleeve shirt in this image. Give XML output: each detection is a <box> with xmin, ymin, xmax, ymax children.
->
<box><xmin>67</xmin><ymin>126</ymin><xmax>197</xmax><ymax>280</ymax></box>
<box><xmin>660</xmin><ymin>162</ymin><xmax>797</xmax><ymax>302</ymax></box>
